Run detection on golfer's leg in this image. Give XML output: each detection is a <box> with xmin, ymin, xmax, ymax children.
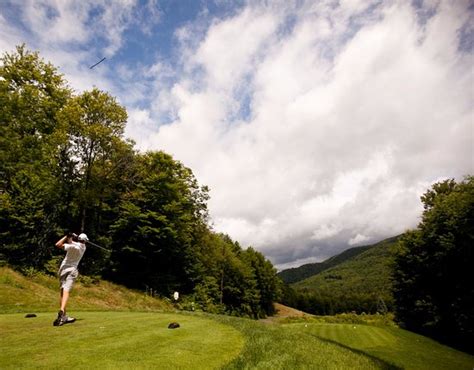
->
<box><xmin>60</xmin><ymin>289</ymin><xmax>69</xmax><ymax>312</ymax></box>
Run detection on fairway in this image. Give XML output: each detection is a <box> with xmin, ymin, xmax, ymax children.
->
<box><xmin>289</xmin><ymin>323</ymin><xmax>474</xmax><ymax>370</ymax></box>
<box><xmin>0</xmin><ymin>312</ymin><xmax>244</xmax><ymax>369</ymax></box>
<box><xmin>2</xmin><ymin>311</ymin><xmax>474</xmax><ymax>369</ymax></box>
<box><xmin>2</xmin><ymin>267</ymin><xmax>473</xmax><ymax>370</ymax></box>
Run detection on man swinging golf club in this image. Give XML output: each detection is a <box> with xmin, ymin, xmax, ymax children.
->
<box><xmin>53</xmin><ymin>232</ymin><xmax>88</xmax><ymax>326</ymax></box>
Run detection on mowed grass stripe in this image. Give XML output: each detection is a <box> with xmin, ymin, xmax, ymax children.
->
<box><xmin>313</xmin><ymin>324</ymin><xmax>397</xmax><ymax>349</ymax></box>
<box><xmin>0</xmin><ymin>312</ymin><xmax>244</xmax><ymax>369</ymax></box>
<box><xmin>284</xmin><ymin>324</ymin><xmax>399</xmax><ymax>369</ymax></box>
<box><xmin>363</xmin><ymin>326</ymin><xmax>396</xmax><ymax>348</ymax></box>
<box><xmin>217</xmin><ymin>316</ymin><xmax>384</xmax><ymax>369</ymax></box>
<box><xmin>300</xmin><ymin>323</ymin><xmax>474</xmax><ymax>370</ymax></box>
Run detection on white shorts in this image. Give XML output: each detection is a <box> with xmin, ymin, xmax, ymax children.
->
<box><xmin>59</xmin><ymin>266</ymin><xmax>79</xmax><ymax>292</ymax></box>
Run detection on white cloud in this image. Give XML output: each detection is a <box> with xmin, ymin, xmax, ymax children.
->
<box><xmin>311</xmin><ymin>224</ymin><xmax>341</xmax><ymax>241</ymax></box>
<box><xmin>276</xmin><ymin>255</ymin><xmax>323</xmax><ymax>272</ymax></box>
<box><xmin>1</xmin><ymin>0</ymin><xmax>472</xmax><ymax>269</ymax></box>
<box><xmin>13</xmin><ymin>0</ymin><xmax>138</xmax><ymax>55</ymax></box>
<box><xmin>0</xmin><ymin>13</ymin><xmax>23</xmax><ymax>52</ymax></box>
<box><xmin>349</xmin><ymin>234</ymin><xmax>370</xmax><ymax>246</ymax></box>
<box><xmin>135</xmin><ymin>0</ymin><xmax>162</xmax><ymax>36</ymax></box>
<box><xmin>195</xmin><ymin>7</ymin><xmax>278</xmax><ymax>91</ymax></box>
<box><xmin>131</xmin><ymin>0</ymin><xmax>473</xmax><ymax>268</ymax></box>
<box><xmin>125</xmin><ymin>108</ymin><xmax>157</xmax><ymax>151</ymax></box>
<box><xmin>0</xmin><ymin>0</ymin><xmax>142</xmax><ymax>98</ymax></box>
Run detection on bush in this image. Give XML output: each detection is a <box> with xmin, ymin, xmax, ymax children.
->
<box><xmin>44</xmin><ymin>257</ymin><xmax>62</xmax><ymax>276</ymax></box>
<box><xmin>77</xmin><ymin>275</ymin><xmax>101</xmax><ymax>287</ymax></box>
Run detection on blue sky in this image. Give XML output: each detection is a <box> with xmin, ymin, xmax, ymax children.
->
<box><xmin>1</xmin><ymin>0</ymin><xmax>473</xmax><ymax>269</ymax></box>
<box><xmin>112</xmin><ymin>1</ymin><xmax>239</xmax><ymax>69</ymax></box>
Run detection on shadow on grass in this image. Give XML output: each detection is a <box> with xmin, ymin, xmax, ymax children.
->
<box><xmin>307</xmin><ymin>333</ymin><xmax>402</xmax><ymax>370</ymax></box>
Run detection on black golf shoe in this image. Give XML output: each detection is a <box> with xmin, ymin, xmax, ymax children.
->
<box><xmin>63</xmin><ymin>314</ymin><xmax>76</xmax><ymax>324</ymax></box>
<box><xmin>53</xmin><ymin>310</ymin><xmax>66</xmax><ymax>326</ymax></box>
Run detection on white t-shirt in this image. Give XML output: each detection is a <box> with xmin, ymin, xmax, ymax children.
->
<box><xmin>60</xmin><ymin>241</ymin><xmax>87</xmax><ymax>269</ymax></box>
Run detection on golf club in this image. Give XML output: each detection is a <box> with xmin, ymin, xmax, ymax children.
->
<box><xmin>86</xmin><ymin>240</ymin><xmax>111</xmax><ymax>252</ymax></box>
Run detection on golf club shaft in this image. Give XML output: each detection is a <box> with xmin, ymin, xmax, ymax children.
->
<box><xmin>86</xmin><ymin>240</ymin><xmax>111</xmax><ymax>252</ymax></box>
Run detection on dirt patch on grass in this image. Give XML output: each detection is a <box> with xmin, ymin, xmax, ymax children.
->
<box><xmin>260</xmin><ymin>303</ymin><xmax>312</xmax><ymax>324</ymax></box>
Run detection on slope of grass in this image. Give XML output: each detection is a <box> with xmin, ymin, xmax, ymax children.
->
<box><xmin>2</xmin><ymin>267</ymin><xmax>473</xmax><ymax>369</ymax></box>
<box><xmin>290</xmin><ymin>323</ymin><xmax>474</xmax><ymax>370</ymax></box>
<box><xmin>279</xmin><ymin>311</ymin><xmax>396</xmax><ymax>326</ymax></box>
<box><xmin>208</xmin><ymin>315</ymin><xmax>387</xmax><ymax>369</ymax></box>
<box><xmin>278</xmin><ymin>243</ymin><xmax>376</xmax><ymax>284</ymax></box>
<box><xmin>0</xmin><ymin>312</ymin><xmax>244</xmax><ymax>369</ymax></box>
<box><xmin>292</xmin><ymin>237</ymin><xmax>398</xmax><ymax>310</ymax></box>
<box><xmin>0</xmin><ymin>267</ymin><xmax>171</xmax><ymax>313</ymax></box>
<box><xmin>3</xmin><ymin>310</ymin><xmax>473</xmax><ymax>370</ymax></box>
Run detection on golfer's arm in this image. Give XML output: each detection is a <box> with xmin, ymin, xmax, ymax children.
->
<box><xmin>55</xmin><ymin>236</ymin><xmax>67</xmax><ymax>249</ymax></box>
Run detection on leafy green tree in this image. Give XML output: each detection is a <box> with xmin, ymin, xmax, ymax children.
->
<box><xmin>242</xmin><ymin>247</ymin><xmax>281</xmax><ymax>316</ymax></box>
<box><xmin>57</xmin><ymin>88</ymin><xmax>128</xmax><ymax>232</ymax></box>
<box><xmin>193</xmin><ymin>275</ymin><xmax>224</xmax><ymax>313</ymax></box>
<box><xmin>188</xmin><ymin>231</ymin><xmax>281</xmax><ymax>318</ymax></box>
<box><xmin>107</xmin><ymin>151</ymin><xmax>209</xmax><ymax>294</ymax></box>
<box><xmin>223</xmin><ymin>257</ymin><xmax>261</xmax><ymax>317</ymax></box>
<box><xmin>0</xmin><ymin>45</ymin><xmax>71</xmax><ymax>267</ymax></box>
<box><xmin>393</xmin><ymin>177</ymin><xmax>473</xmax><ymax>352</ymax></box>
<box><xmin>191</xmin><ymin>231</ymin><xmax>232</xmax><ymax>307</ymax></box>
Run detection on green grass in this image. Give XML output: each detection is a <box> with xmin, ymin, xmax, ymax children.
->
<box><xmin>0</xmin><ymin>311</ymin><xmax>244</xmax><ymax>369</ymax></box>
<box><xmin>279</xmin><ymin>312</ymin><xmax>397</xmax><ymax>326</ymax></box>
<box><xmin>2</xmin><ymin>266</ymin><xmax>473</xmax><ymax>369</ymax></box>
<box><xmin>0</xmin><ymin>311</ymin><xmax>385</xmax><ymax>370</ymax></box>
<box><xmin>2</xmin><ymin>311</ymin><xmax>473</xmax><ymax>370</ymax></box>
<box><xmin>216</xmin><ymin>315</ymin><xmax>386</xmax><ymax>369</ymax></box>
<box><xmin>287</xmin><ymin>323</ymin><xmax>474</xmax><ymax>370</ymax></box>
<box><xmin>0</xmin><ymin>267</ymin><xmax>171</xmax><ymax>313</ymax></box>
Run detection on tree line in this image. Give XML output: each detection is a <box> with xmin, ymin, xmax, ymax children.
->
<box><xmin>393</xmin><ymin>177</ymin><xmax>473</xmax><ymax>353</ymax></box>
<box><xmin>0</xmin><ymin>45</ymin><xmax>281</xmax><ymax>318</ymax></box>
<box><xmin>281</xmin><ymin>287</ymin><xmax>390</xmax><ymax>316</ymax></box>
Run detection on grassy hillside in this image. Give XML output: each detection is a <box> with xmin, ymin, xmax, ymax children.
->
<box><xmin>291</xmin><ymin>237</ymin><xmax>399</xmax><ymax>312</ymax></box>
<box><xmin>279</xmin><ymin>244</ymin><xmax>375</xmax><ymax>284</ymax></box>
<box><xmin>281</xmin><ymin>320</ymin><xmax>474</xmax><ymax>370</ymax></box>
<box><xmin>279</xmin><ymin>236</ymin><xmax>400</xmax><ymax>284</ymax></box>
<box><xmin>0</xmin><ymin>267</ymin><xmax>171</xmax><ymax>313</ymax></box>
<box><xmin>1</xmin><ymin>267</ymin><xmax>473</xmax><ymax>369</ymax></box>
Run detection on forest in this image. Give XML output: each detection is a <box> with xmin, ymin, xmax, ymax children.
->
<box><xmin>0</xmin><ymin>45</ymin><xmax>281</xmax><ymax>319</ymax></box>
<box><xmin>280</xmin><ymin>236</ymin><xmax>398</xmax><ymax>315</ymax></box>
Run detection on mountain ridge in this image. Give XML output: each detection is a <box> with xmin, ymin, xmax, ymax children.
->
<box><xmin>278</xmin><ymin>235</ymin><xmax>401</xmax><ymax>284</ymax></box>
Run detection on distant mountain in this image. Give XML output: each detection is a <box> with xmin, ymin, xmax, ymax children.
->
<box><xmin>278</xmin><ymin>238</ymin><xmax>396</xmax><ymax>284</ymax></box>
<box><xmin>286</xmin><ymin>236</ymin><xmax>402</xmax><ymax>313</ymax></box>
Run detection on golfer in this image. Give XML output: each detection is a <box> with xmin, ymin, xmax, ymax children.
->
<box><xmin>53</xmin><ymin>232</ymin><xmax>88</xmax><ymax>326</ymax></box>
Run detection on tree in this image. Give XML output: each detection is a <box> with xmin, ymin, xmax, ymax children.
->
<box><xmin>242</xmin><ymin>247</ymin><xmax>281</xmax><ymax>316</ymax></box>
<box><xmin>393</xmin><ymin>177</ymin><xmax>474</xmax><ymax>353</ymax></box>
<box><xmin>57</xmin><ymin>88</ymin><xmax>128</xmax><ymax>232</ymax></box>
<box><xmin>0</xmin><ymin>45</ymin><xmax>71</xmax><ymax>267</ymax></box>
<box><xmin>107</xmin><ymin>151</ymin><xmax>209</xmax><ymax>294</ymax></box>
